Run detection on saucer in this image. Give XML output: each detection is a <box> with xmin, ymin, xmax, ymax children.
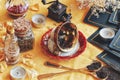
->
<box><xmin>41</xmin><ymin>29</ymin><xmax>86</xmax><ymax>60</ymax></box>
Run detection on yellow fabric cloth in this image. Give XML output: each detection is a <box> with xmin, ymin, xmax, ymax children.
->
<box><xmin>0</xmin><ymin>0</ymin><xmax>103</xmax><ymax>80</ymax></box>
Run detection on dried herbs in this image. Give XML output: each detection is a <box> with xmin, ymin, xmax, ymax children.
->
<box><xmin>87</xmin><ymin>60</ymin><xmax>120</xmax><ymax>80</ymax></box>
<box><xmin>17</xmin><ymin>30</ymin><xmax>34</xmax><ymax>52</ymax></box>
<box><xmin>86</xmin><ymin>60</ymin><xmax>102</xmax><ymax>71</ymax></box>
<box><xmin>96</xmin><ymin>67</ymin><xmax>109</xmax><ymax>79</ymax></box>
<box><xmin>77</xmin><ymin>0</ymin><xmax>120</xmax><ymax>18</ymax></box>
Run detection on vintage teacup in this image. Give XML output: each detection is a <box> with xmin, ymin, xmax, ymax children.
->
<box><xmin>48</xmin><ymin>22</ymin><xmax>79</xmax><ymax>56</ymax></box>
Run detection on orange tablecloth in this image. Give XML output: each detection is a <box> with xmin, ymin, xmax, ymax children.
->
<box><xmin>0</xmin><ymin>0</ymin><xmax>103</xmax><ymax>80</ymax></box>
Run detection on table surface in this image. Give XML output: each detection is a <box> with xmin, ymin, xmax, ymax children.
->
<box><xmin>0</xmin><ymin>0</ymin><xmax>102</xmax><ymax>80</ymax></box>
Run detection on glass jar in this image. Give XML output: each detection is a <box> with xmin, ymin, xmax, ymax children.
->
<box><xmin>4</xmin><ymin>33</ymin><xmax>20</xmax><ymax>65</ymax></box>
<box><xmin>6</xmin><ymin>0</ymin><xmax>29</xmax><ymax>18</ymax></box>
<box><xmin>13</xmin><ymin>17</ymin><xmax>35</xmax><ymax>52</ymax></box>
<box><xmin>17</xmin><ymin>30</ymin><xmax>34</xmax><ymax>52</ymax></box>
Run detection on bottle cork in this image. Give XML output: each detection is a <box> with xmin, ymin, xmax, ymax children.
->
<box><xmin>6</xmin><ymin>22</ymin><xmax>15</xmax><ymax>34</ymax></box>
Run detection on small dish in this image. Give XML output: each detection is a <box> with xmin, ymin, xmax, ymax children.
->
<box><xmin>41</xmin><ymin>29</ymin><xmax>86</xmax><ymax>60</ymax></box>
<box><xmin>99</xmin><ymin>28</ymin><xmax>115</xmax><ymax>41</ymax></box>
<box><xmin>32</xmin><ymin>14</ymin><xmax>46</xmax><ymax>28</ymax></box>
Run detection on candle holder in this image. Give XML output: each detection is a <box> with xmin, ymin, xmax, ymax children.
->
<box><xmin>10</xmin><ymin>66</ymin><xmax>26</xmax><ymax>80</ymax></box>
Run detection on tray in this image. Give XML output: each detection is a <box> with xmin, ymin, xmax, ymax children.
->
<box><xmin>84</xmin><ymin>8</ymin><xmax>118</xmax><ymax>29</ymax></box>
<box><xmin>87</xmin><ymin>28</ymin><xmax>120</xmax><ymax>58</ymax></box>
<box><xmin>97</xmin><ymin>50</ymin><xmax>120</xmax><ymax>73</ymax></box>
<box><xmin>109</xmin><ymin>29</ymin><xmax>120</xmax><ymax>52</ymax></box>
<box><xmin>41</xmin><ymin>29</ymin><xmax>86</xmax><ymax>60</ymax></box>
<box><xmin>109</xmin><ymin>9</ymin><xmax>120</xmax><ymax>25</ymax></box>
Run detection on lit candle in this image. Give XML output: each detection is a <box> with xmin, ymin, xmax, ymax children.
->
<box><xmin>10</xmin><ymin>66</ymin><xmax>26</xmax><ymax>80</ymax></box>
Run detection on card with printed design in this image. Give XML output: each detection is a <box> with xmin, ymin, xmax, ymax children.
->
<box><xmin>84</xmin><ymin>8</ymin><xmax>118</xmax><ymax>29</ymax></box>
<box><xmin>109</xmin><ymin>29</ymin><xmax>120</xmax><ymax>52</ymax></box>
<box><xmin>97</xmin><ymin>51</ymin><xmax>120</xmax><ymax>73</ymax></box>
<box><xmin>87</xmin><ymin>28</ymin><xmax>120</xmax><ymax>58</ymax></box>
<box><xmin>109</xmin><ymin>9</ymin><xmax>120</xmax><ymax>25</ymax></box>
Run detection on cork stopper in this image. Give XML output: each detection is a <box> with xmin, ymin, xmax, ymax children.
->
<box><xmin>6</xmin><ymin>22</ymin><xmax>15</xmax><ymax>34</ymax></box>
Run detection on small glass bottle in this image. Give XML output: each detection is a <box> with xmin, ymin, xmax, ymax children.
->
<box><xmin>6</xmin><ymin>0</ymin><xmax>29</xmax><ymax>18</ymax></box>
<box><xmin>4</xmin><ymin>26</ymin><xmax>20</xmax><ymax>65</ymax></box>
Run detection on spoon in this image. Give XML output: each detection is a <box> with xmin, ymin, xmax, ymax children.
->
<box><xmin>37</xmin><ymin>61</ymin><xmax>102</xmax><ymax>80</ymax></box>
<box><xmin>45</xmin><ymin>61</ymin><xmax>109</xmax><ymax>79</ymax></box>
<box><xmin>37</xmin><ymin>70</ymin><xmax>71</xmax><ymax>80</ymax></box>
<box><xmin>37</xmin><ymin>69</ymin><xmax>100</xmax><ymax>80</ymax></box>
<box><xmin>44</xmin><ymin>61</ymin><xmax>103</xmax><ymax>79</ymax></box>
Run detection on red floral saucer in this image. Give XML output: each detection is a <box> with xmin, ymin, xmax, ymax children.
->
<box><xmin>41</xmin><ymin>29</ymin><xmax>87</xmax><ymax>60</ymax></box>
